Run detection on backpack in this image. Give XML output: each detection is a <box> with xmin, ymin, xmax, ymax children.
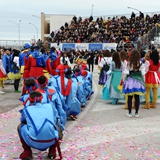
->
<box><xmin>102</xmin><ymin>58</ymin><xmax>110</xmax><ymax>72</ymax></box>
<box><xmin>36</xmin><ymin>55</ymin><xmax>46</xmax><ymax>67</ymax></box>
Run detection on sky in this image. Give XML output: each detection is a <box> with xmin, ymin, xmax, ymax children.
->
<box><xmin>0</xmin><ymin>0</ymin><xmax>160</xmax><ymax>43</ymax></box>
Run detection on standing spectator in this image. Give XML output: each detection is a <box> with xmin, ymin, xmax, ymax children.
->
<box><xmin>89</xmin><ymin>15</ymin><xmax>93</xmax><ymax>22</ymax></box>
<box><xmin>78</xmin><ymin>16</ymin><xmax>82</xmax><ymax>23</ymax></box>
<box><xmin>60</xmin><ymin>52</ymin><xmax>71</xmax><ymax>66</ymax></box>
<box><xmin>64</xmin><ymin>22</ymin><xmax>68</xmax><ymax>28</ymax></box>
<box><xmin>131</xmin><ymin>12</ymin><xmax>135</xmax><ymax>19</ymax></box>
<box><xmin>73</xmin><ymin>15</ymin><xmax>77</xmax><ymax>23</ymax></box>
<box><xmin>140</xmin><ymin>11</ymin><xmax>144</xmax><ymax>19</ymax></box>
<box><xmin>87</xmin><ymin>50</ymin><xmax>95</xmax><ymax>72</ymax></box>
<box><xmin>149</xmin><ymin>41</ymin><xmax>155</xmax><ymax>50</ymax></box>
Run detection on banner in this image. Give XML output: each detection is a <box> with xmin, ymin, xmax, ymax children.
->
<box><xmin>89</xmin><ymin>43</ymin><xmax>103</xmax><ymax>51</ymax></box>
<box><xmin>75</xmin><ymin>43</ymin><xmax>88</xmax><ymax>51</ymax></box>
<box><xmin>103</xmin><ymin>43</ymin><xmax>117</xmax><ymax>51</ymax></box>
<box><xmin>51</xmin><ymin>43</ymin><xmax>117</xmax><ymax>51</ymax></box>
<box><xmin>51</xmin><ymin>43</ymin><xmax>62</xmax><ymax>50</ymax></box>
<box><xmin>62</xmin><ymin>43</ymin><xmax>75</xmax><ymax>51</ymax></box>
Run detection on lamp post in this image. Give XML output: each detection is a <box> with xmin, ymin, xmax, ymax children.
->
<box><xmin>29</xmin><ymin>23</ymin><xmax>38</xmax><ymax>40</ymax></box>
<box><xmin>91</xmin><ymin>5</ymin><xmax>94</xmax><ymax>16</ymax></box>
<box><xmin>127</xmin><ymin>7</ymin><xmax>140</xmax><ymax>12</ymax></box>
<box><xmin>8</xmin><ymin>20</ymin><xmax>21</xmax><ymax>46</ymax></box>
<box><xmin>32</xmin><ymin>15</ymin><xmax>40</xmax><ymax>19</ymax></box>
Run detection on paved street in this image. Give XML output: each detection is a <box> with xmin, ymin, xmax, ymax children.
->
<box><xmin>0</xmin><ymin>66</ymin><xmax>160</xmax><ymax>160</ymax></box>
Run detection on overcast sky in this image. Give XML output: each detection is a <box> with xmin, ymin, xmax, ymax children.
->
<box><xmin>0</xmin><ymin>0</ymin><xmax>160</xmax><ymax>42</ymax></box>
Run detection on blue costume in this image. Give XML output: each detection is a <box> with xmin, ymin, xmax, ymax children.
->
<box><xmin>20</xmin><ymin>102</ymin><xmax>59</xmax><ymax>150</ymax></box>
<box><xmin>102</xmin><ymin>61</ymin><xmax>124</xmax><ymax>103</ymax></box>
<box><xmin>2</xmin><ymin>53</ymin><xmax>11</xmax><ymax>74</ymax></box>
<box><xmin>48</xmin><ymin>65</ymin><xmax>81</xmax><ymax>118</ymax></box>
<box><xmin>49</xmin><ymin>75</ymin><xmax>81</xmax><ymax>117</ymax></box>
<box><xmin>37</xmin><ymin>87</ymin><xmax>67</xmax><ymax>129</ymax></box>
<box><xmin>19</xmin><ymin>43</ymin><xmax>31</xmax><ymax>75</ymax></box>
<box><xmin>72</xmin><ymin>74</ymin><xmax>87</xmax><ymax>107</ymax></box>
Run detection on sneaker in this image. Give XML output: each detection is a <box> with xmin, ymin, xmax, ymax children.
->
<box><xmin>14</xmin><ymin>90</ymin><xmax>21</xmax><ymax>93</ymax></box>
<box><xmin>81</xmin><ymin>105</ymin><xmax>86</xmax><ymax>108</ymax></box>
<box><xmin>135</xmin><ymin>113</ymin><xmax>139</xmax><ymax>118</ymax></box>
<box><xmin>2</xmin><ymin>87</ymin><xmax>7</xmax><ymax>91</ymax></box>
<box><xmin>0</xmin><ymin>91</ymin><xmax>5</xmax><ymax>94</ymax></box>
<box><xmin>70</xmin><ymin>115</ymin><xmax>77</xmax><ymax>120</ymax></box>
<box><xmin>127</xmin><ymin>113</ymin><xmax>132</xmax><ymax>117</ymax></box>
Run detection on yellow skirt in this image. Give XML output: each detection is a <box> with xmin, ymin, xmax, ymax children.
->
<box><xmin>20</xmin><ymin>66</ymin><xmax>25</xmax><ymax>74</ymax></box>
<box><xmin>0</xmin><ymin>77</ymin><xmax>8</xmax><ymax>81</ymax></box>
<box><xmin>145</xmin><ymin>83</ymin><xmax>159</xmax><ymax>88</ymax></box>
<box><xmin>8</xmin><ymin>72</ymin><xmax>22</xmax><ymax>80</ymax></box>
<box><xmin>43</xmin><ymin>70</ymin><xmax>50</xmax><ymax>79</ymax></box>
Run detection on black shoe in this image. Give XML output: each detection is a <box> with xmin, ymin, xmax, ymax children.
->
<box><xmin>48</xmin><ymin>154</ymin><xmax>56</xmax><ymax>159</ymax></box>
<box><xmin>81</xmin><ymin>105</ymin><xmax>86</xmax><ymax>108</ymax></box>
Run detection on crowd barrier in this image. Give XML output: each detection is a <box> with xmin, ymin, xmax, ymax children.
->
<box><xmin>51</xmin><ymin>43</ymin><xmax>117</xmax><ymax>51</ymax></box>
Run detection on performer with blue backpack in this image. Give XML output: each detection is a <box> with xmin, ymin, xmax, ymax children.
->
<box><xmin>28</xmin><ymin>47</ymin><xmax>46</xmax><ymax>78</ymax></box>
<box><xmin>17</xmin><ymin>91</ymin><xmax>62</xmax><ymax>160</ymax></box>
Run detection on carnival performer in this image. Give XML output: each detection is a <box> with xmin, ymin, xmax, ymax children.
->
<box><xmin>103</xmin><ymin>52</ymin><xmax>124</xmax><ymax>104</ymax></box>
<box><xmin>37</xmin><ymin>75</ymin><xmax>67</xmax><ymax>129</ymax></box>
<box><xmin>72</xmin><ymin>66</ymin><xmax>87</xmax><ymax>108</ymax></box>
<box><xmin>19</xmin><ymin>43</ymin><xmax>31</xmax><ymax>76</ymax></box>
<box><xmin>17</xmin><ymin>91</ymin><xmax>62</xmax><ymax>160</ymax></box>
<box><xmin>49</xmin><ymin>47</ymin><xmax>60</xmax><ymax>76</ymax></box>
<box><xmin>98</xmin><ymin>50</ymin><xmax>112</xmax><ymax>85</ymax></box>
<box><xmin>119</xmin><ymin>50</ymin><xmax>130</xmax><ymax>109</ymax></box>
<box><xmin>41</xmin><ymin>48</ymin><xmax>52</xmax><ymax>79</ymax></box>
<box><xmin>0</xmin><ymin>52</ymin><xmax>8</xmax><ymax>93</ymax></box>
<box><xmin>143</xmin><ymin>49</ymin><xmax>160</xmax><ymax>109</ymax></box>
<box><xmin>80</xmin><ymin>68</ymin><xmax>94</xmax><ymax>100</ymax></box>
<box><xmin>8</xmin><ymin>49</ymin><xmax>22</xmax><ymax>92</ymax></box>
<box><xmin>2</xmin><ymin>48</ymin><xmax>11</xmax><ymax>75</ymax></box>
<box><xmin>21</xmin><ymin>78</ymin><xmax>38</xmax><ymax>96</ymax></box>
<box><xmin>28</xmin><ymin>48</ymin><xmax>46</xmax><ymax>78</ymax></box>
<box><xmin>122</xmin><ymin>50</ymin><xmax>146</xmax><ymax>117</ymax></box>
<box><xmin>49</xmin><ymin>64</ymin><xmax>81</xmax><ymax>120</ymax></box>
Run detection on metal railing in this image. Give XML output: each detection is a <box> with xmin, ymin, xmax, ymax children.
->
<box><xmin>0</xmin><ymin>40</ymin><xmax>31</xmax><ymax>48</ymax></box>
<box><xmin>96</xmin><ymin>11</ymin><xmax>160</xmax><ymax>21</ymax></box>
<box><xmin>137</xmin><ymin>24</ymin><xmax>160</xmax><ymax>50</ymax></box>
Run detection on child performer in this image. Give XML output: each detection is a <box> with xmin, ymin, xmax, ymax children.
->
<box><xmin>122</xmin><ymin>50</ymin><xmax>146</xmax><ymax>117</ymax></box>
<box><xmin>143</xmin><ymin>49</ymin><xmax>160</xmax><ymax>109</ymax></box>
<box><xmin>0</xmin><ymin>52</ymin><xmax>8</xmax><ymax>93</ymax></box>
<box><xmin>8</xmin><ymin>49</ymin><xmax>22</xmax><ymax>93</ymax></box>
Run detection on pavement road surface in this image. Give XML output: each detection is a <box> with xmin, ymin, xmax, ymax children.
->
<box><xmin>0</xmin><ymin>66</ymin><xmax>160</xmax><ymax>160</ymax></box>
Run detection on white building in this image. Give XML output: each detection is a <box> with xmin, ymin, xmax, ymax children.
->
<box><xmin>41</xmin><ymin>12</ymin><xmax>74</xmax><ymax>41</ymax></box>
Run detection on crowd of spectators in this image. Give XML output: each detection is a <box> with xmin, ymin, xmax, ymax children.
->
<box><xmin>51</xmin><ymin>12</ymin><xmax>160</xmax><ymax>44</ymax></box>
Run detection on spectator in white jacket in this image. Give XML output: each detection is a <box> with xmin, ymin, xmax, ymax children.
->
<box><xmin>60</xmin><ymin>52</ymin><xmax>71</xmax><ymax>66</ymax></box>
